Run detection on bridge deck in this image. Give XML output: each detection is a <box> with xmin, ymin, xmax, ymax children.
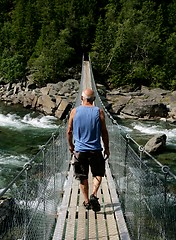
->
<box><xmin>52</xmin><ymin>60</ymin><xmax>130</xmax><ymax>240</ymax></box>
<box><xmin>52</xmin><ymin>163</ymin><xmax>130</xmax><ymax>240</ymax></box>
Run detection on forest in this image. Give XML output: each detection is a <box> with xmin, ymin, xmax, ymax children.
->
<box><xmin>0</xmin><ymin>0</ymin><xmax>176</xmax><ymax>90</ymax></box>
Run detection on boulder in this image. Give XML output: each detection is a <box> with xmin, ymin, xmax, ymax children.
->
<box><xmin>107</xmin><ymin>95</ymin><xmax>132</xmax><ymax>115</ymax></box>
<box><xmin>36</xmin><ymin>95</ymin><xmax>56</xmax><ymax>115</ymax></box>
<box><xmin>32</xmin><ymin>95</ymin><xmax>39</xmax><ymax>108</ymax></box>
<box><xmin>63</xmin><ymin>79</ymin><xmax>79</xmax><ymax>91</ymax></box>
<box><xmin>23</xmin><ymin>91</ymin><xmax>36</xmax><ymax>108</ymax></box>
<box><xmin>55</xmin><ymin>98</ymin><xmax>71</xmax><ymax>119</ymax></box>
<box><xmin>144</xmin><ymin>134</ymin><xmax>167</xmax><ymax>153</ymax></box>
<box><xmin>58</xmin><ymin>79</ymin><xmax>79</xmax><ymax>95</ymax></box>
<box><xmin>119</xmin><ymin>99</ymin><xmax>168</xmax><ymax>119</ymax></box>
<box><xmin>48</xmin><ymin>82</ymin><xmax>63</xmax><ymax>94</ymax></box>
<box><xmin>40</xmin><ymin>86</ymin><xmax>50</xmax><ymax>95</ymax></box>
<box><xmin>168</xmin><ymin>107</ymin><xmax>176</xmax><ymax>119</ymax></box>
<box><xmin>55</xmin><ymin>95</ymin><xmax>62</xmax><ymax>107</ymax></box>
<box><xmin>58</xmin><ymin>86</ymin><xmax>70</xmax><ymax>95</ymax></box>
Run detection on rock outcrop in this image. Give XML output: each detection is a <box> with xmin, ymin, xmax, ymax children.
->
<box><xmin>0</xmin><ymin>79</ymin><xmax>79</xmax><ymax>120</ymax></box>
<box><xmin>102</xmin><ymin>85</ymin><xmax>176</xmax><ymax>123</ymax></box>
<box><xmin>1</xmin><ymin>80</ymin><xmax>176</xmax><ymax>123</ymax></box>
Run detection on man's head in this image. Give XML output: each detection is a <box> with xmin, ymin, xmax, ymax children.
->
<box><xmin>81</xmin><ymin>88</ymin><xmax>95</xmax><ymax>103</ymax></box>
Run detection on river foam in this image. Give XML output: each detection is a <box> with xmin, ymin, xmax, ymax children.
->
<box><xmin>0</xmin><ymin>113</ymin><xmax>58</xmax><ymax>129</ymax></box>
<box><xmin>131</xmin><ymin>121</ymin><xmax>176</xmax><ymax>144</ymax></box>
<box><xmin>0</xmin><ymin>153</ymin><xmax>29</xmax><ymax>166</ymax></box>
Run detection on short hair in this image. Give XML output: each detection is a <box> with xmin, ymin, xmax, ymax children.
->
<box><xmin>81</xmin><ymin>91</ymin><xmax>95</xmax><ymax>101</ymax></box>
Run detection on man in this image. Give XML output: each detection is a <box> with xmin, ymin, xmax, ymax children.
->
<box><xmin>67</xmin><ymin>88</ymin><xmax>110</xmax><ymax>211</ymax></box>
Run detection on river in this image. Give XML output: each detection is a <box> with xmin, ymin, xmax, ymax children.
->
<box><xmin>119</xmin><ymin>118</ymin><xmax>176</xmax><ymax>173</ymax></box>
<box><xmin>0</xmin><ymin>102</ymin><xmax>176</xmax><ymax>191</ymax></box>
<box><xmin>0</xmin><ymin>102</ymin><xmax>61</xmax><ymax>189</ymax></box>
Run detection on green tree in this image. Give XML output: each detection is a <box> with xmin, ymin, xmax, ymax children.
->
<box><xmin>92</xmin><ymin>0</ymin><xmax>172</xmax><ymax>89</ymax></box>
<box><xmin>0</xmin><ymin>49</ymin><xmax>25</xmax><ymax>82</ymax></box>
<box><xmin>91</xmin><ymin>1</ymin><xmax>121</xmax><ymax>84</ymax></box>
<box><xmin>0</xmin><ymin>0</ymin><xmax>175</xmax><ymax>90</ymax></box>
<box><xmin>28</xmin><ymin>28</ymin><xmax>74</xmax><ymax>85</ymax></box>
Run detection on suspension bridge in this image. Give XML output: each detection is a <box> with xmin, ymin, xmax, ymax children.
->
<box><xmin>0</xmin><ymin>57</ymin><xmax>176</xmax><ymax>240</ymax></box>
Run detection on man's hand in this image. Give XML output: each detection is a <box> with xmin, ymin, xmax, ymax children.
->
<box><xmin>69</xmin><ymin>143</ymin><xmax>75</xmax><ymax>153</ymax></box>
<box><xmin>104</xmin><ymin>148</ymin><xmax>110</xmax><ymax>160</ymax></box>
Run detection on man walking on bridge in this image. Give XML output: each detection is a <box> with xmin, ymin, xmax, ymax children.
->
<box><xmin>67</xmin><ymin>88</ymin><xmax>110</xmax><ymax>211</ymax></box>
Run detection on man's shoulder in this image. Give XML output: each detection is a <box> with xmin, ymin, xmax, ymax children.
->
<box><xmin>70</xmin><ymin>108</ymin><xmax>76</xmax><ymax>117</ymax></box>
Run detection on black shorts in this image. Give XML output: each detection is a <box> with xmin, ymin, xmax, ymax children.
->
<box><xmin>72</xmin><ymin>151</ymin><xmax>105</xmax><ymax>180</ymax></box>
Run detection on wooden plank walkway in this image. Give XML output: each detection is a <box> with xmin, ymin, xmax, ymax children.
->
<box><xmin>52</xmin><ymin>162</ymin><xmax>130</xmax><ymax>240</ymax></box>
<box><xmin>52</xmin><ymin>60</ymin><xmax>130</xmax><ymax>239</ymax></box>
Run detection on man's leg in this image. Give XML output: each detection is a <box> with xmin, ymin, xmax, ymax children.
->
<box><xmin>89</xmin><ymin>176</ymin><xmax>102</xmax><ymax>212</ymax></box>
<box><xmin>92</xmin><ymin>176</ymin><xmax>102</xmax><ymax>197</ymax></box>
<box><xmin>90</xmin><ymin>151</ymin><xmax>104</xmax><ymax>198</ymax></box>
<box><xmin>80</xmin><ymin>179</ymin><xmax>89</xmax><ymax>203</ymax></box>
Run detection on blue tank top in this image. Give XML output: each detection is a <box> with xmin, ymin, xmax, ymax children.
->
<box><xmin>73</xmin><ymin>106</ymin><xmax>102</xmax><ymax>152</ymax></box>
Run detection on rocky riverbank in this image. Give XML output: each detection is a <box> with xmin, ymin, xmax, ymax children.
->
<box><xmin>0</xmin><ymin>79</ymin><xmax>176</xmax><ymax>123</ymax></box>
<box><xmin>0</xmin><ymin>79</ymin><xmax>79</xmax><ymax>119</ymax></box>
<box><xmin>98</xmin><ymin>84</ymin><xmax>176</xmax><ymax>124</ymax></box>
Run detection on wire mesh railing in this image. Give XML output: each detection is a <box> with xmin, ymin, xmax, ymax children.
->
<box><xmin>0</xmin><ymin>124</ymin><xmax>70</xmax><ymax>240</ymax></box>
<box><xmin>108</xmin><ymin>124</ymin><xmax>176</xmax><ymax>240</ymax></box>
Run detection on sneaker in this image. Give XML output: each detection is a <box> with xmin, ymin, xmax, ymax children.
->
<box><xmin>83</xmin><ymin>201</ymin><xmax>91</xmax><ymax>210</ymax></box>
<box><xmin>89</xmin><ymin>194</ymin><xmax>101</xmax><ymax>212</ymax></box>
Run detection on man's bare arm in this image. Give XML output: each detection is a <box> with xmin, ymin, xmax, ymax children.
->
<box><xmin>67</xmin><ymin>108</ymin><xmax>76</xmax><ymax>153</ymax></box>
<box><xmin>99</xmin><ymin>109</ymin><xmax>110</xmax><ymax>158</ymax></box>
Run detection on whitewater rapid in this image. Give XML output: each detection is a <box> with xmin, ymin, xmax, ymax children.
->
<box><xmin>132</xmin><ymin>121</ymin><xmax>176</xmax><ymax>145</ymax></box>
<box><xmin>0</xmin><ymin>111</ymin><xmax>60</xmax><ymax>188</ymax></box>
<box><xmin>0</xmin><ymin>112</ymin><xmax>59</xmax><ymax>129</ymax></box>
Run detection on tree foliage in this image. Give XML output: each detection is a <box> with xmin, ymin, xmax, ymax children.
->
<box><xmin>0</xmin><ymin>0</ymin><xmax>175</xmax><ymax>89</ymax></box>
